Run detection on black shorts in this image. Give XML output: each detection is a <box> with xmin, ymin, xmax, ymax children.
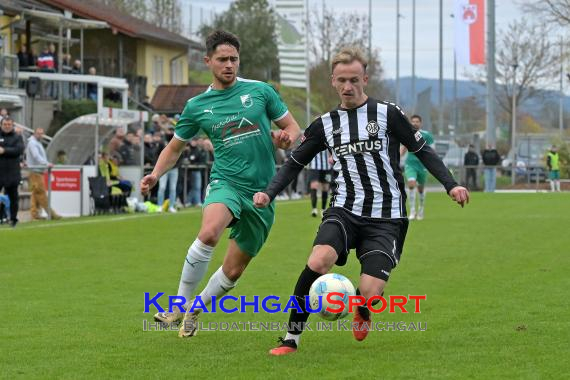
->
<box><xmin>308</xmin><ymin>169</ymin><xmax>331</xmax><ymax>184</ymax></box>
<box><xmin>313</xmin><ymin>207</ymin><xmax>409</xmax><ymax>281</ymax></box>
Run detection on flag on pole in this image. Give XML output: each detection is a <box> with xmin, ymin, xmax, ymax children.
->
<box><xmin>274</xmin><ymin>0</ymin><xmax>308</xmax><ymax>88</ymax></box>
<box><xmin>454</xmin><ymin>0</ymin><xmax>485</xmax><ymax>65</ymax></box>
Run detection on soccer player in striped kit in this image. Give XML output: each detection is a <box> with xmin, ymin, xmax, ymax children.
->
<box><xmin>254</xmin><ymin>47</ymin><xmax>469</xmax><ymax>355</ymax></box>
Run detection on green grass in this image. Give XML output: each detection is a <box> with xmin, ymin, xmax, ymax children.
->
<box><xmin>1</xmin><ymin>193</ymin><xmax>569</xmax><ymax>379</ymax></box>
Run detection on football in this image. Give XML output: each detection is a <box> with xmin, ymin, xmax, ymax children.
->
<box><xmin>309</xmin><ymin>273</ymin><xmax>356</xmax><ymax>321</ymax></box>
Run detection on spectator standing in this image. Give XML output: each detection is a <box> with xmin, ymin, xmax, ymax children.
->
<box><xmin>87</xmin><ymin>67</ymin><xmax>98</xmax><ymax>101</ymax></box>
<box><xmin>482</xmin><ymin>145</ymin><xmax>501</xmax><ymax>193</ymax></box>
<box><xmin>463</xmin><ymin>144</ymin><xmax>480</xmax><ymax>190</ymax></box>
<box><xmin>0</xmin><ymin>117</ymin><xmax>25</xmax><ymax>227</ymax></box>
<box><xmin>25</xmin><ymin>128</ymin><xmax>61</xmax><ymax>220</ymax></box>
<box><xmin>185</xmin><ymin>138</ymin><xmax>208</xmax><ymax>206</ymax></box>
<box><xmin>156</xmin><ymin>127</ymin><xmax>180</xmax><ymax>212</ymax></box>
<box><xmin>547</xmin><ymin>145</ymin><xmax>561</xmax><ymax>192</ymax></box>
<box><xmin>17</xmin><ymin>45</ymin><xmax>35</xmax><ymax>70</ymax></box>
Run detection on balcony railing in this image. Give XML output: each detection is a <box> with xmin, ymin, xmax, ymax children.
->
<box><xmin>0</xmin><ymin>55</ymin><xmax>19</xmax><ymax>88</ymax></box>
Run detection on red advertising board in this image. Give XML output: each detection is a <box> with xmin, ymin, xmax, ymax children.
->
<box><xmin>44</xmin><ymin>170</ymin><xmax>81</xmax><ymax>192</ymax></box>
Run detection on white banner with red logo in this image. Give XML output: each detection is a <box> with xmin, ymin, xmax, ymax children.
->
<box><xmin>454</xmin><ymin>0</ymin><xmax>485</xmax><ymax>65</ymax></box>
<box><xmin>44</xmin><ymin>170</ymin><xmax>81</xmax><ymax>191</ymax></box>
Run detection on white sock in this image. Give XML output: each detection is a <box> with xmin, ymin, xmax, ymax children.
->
<box><xmin>177</xmin><ymin>239</ymin><xmax>214</xmax><ymax>305</ymax></box>
<box><xmin>408</xmin><ymin>188</ymin><xmax>416</xmax><ymax>214</ymax></box>
<box><xmin>193</xmin><ymin>266</ymin><xmax>237</xmax><ymax>308</ymax></box>
<box><xmin>285</xmin><ymin>332</ymin><xmax>300</xmax><ymax>345</ymax></box>
<box><xmin>419</xmin><ymin>191</ymin><xmax>425</xmax><ymax>209</ymax></box>
<box><xmin>555</xmin><ymin>181</ymin><xmax>561</xmax><ymax>192</ymax></box>
<box><xmin>550</xmin><ymin>181</ymin><xmax>556</xmax><ymax>192</ymax></box>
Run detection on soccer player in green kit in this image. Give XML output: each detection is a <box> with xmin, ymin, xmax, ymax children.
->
<box><xmin>140</xmin><ymin>30</ymin><xmax>301</xmax><ymax>337</ymax></box>
<box><xmin>401</xmin><ymin>115</ymin><xmax>434</xmax><ymax>220</ymax></box>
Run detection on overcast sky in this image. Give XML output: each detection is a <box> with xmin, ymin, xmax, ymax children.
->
<box><xmin>181</xmin><ymin>0</ymin><xmax>536</xmax><ymax>80</ymax></box>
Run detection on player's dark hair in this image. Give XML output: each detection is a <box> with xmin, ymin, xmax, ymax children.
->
<box><xmin>205</xmin><ymin>30</ymin><xmax>240</xmax><ymax>56</ymax></box>
<box><xmin>411</xmin><ymin>114</ymin><xmax>422</xmax><ymax>122</ymax></box>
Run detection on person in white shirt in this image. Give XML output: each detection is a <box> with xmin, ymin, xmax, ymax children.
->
<box><xmin>25</xmin><ymin>128</ymin><xmax>61</xmax><ymax>220</ymax></box>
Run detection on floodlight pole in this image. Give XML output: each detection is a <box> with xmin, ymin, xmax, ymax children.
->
<box><xmin>558</xmin><ymin>36</ymin><xmax>564</xmax><ymax>137</ymax></box>
<box><xmin>396</xmin><ymin>0</ymin><xmax>401</xmax><ymax>104</ymax></box>
<box><xmin>486</xmin><ymin>0</ymin><xmax>496</xmax><ymax>147</ymax></box>
<box><xmin>511</xmin><ymin>63</ymin><xmax>518</xmax><ymax>185</ymax></box>
<box><xmin>411</xmin><ymin>0</ymin><xmax>416</xmax><ymax>112</ymax></box>
<box><xmin>438</xmin><ymin>0</ymin><xmax>444</xmax><ymax>135</ymax></box>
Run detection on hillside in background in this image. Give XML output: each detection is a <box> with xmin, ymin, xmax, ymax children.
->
<box><xmin>386</xmin><ymin>77</ymin><xmax>570</xmax><ymax>118</ymax></box>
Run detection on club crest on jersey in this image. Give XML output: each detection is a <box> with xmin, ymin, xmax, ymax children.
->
<box><xmin>240</xmin><ymin>94</ymin><xmax>253</xmax><ymax>108</ymax></box>
<box><xmin>414</xmin><ymin>131</ymin><xmax>422</xmax><ymax>142</ymax></box>
<box><xmin>366</xmin><ymin>120</ymin><xmax>380</xmax><ymax>136</ymax></box>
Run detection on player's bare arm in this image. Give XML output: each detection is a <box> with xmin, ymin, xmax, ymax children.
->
<box><xmin>273</xmin><ymin>112</ymin><xmax>301</xmax><ymax>150</ymax></box>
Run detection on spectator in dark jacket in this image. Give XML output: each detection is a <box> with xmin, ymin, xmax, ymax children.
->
<box><xmin>482</xmin><ymin>145</ymin><xmax>501</xmax><ymax>193</ymax></box>
<box><xmin>0</xmin><ymin>117</ymin><xmax>25</xmax><ymax>227</ymax></box>
<box><xmin>184</xmin><ymin>138</ymin><xmax>208</xmax><ymax>206</ymax></box>
<box><xmin>463</xmin><ymin>144</ymin><xmax>480</xmax><ymax>190</ymax></box>
<box><xmin>17</xmin><ymin>45</ymin><xmax>36</xmax><ymax>70</ymax></box>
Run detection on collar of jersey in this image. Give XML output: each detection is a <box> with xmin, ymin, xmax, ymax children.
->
<box><xmin>207</xmin><ymin>79</ymin><xmax>241</xmax><ymax>92</ymax></box>
<box><xmin>336</xmin><ymin>97</ymin><xmax>370</xmax><ymax>111</ymax></box>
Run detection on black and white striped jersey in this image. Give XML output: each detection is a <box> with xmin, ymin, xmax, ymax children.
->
<box><xmin>264</xmin><ymin>97</ymin><xmax>458</xmax><ymax>219</ymax></box>
<box><xmin>309</xmin><ymin>150</ymin><xmax>332</xmax><ymax>171</ymax></box>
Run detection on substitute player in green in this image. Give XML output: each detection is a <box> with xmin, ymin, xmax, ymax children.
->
<box><xmin>401</xmin><ymin>114</ymin><xmax>434</xmax><ymax>220</ymax></box>
<box><xmin>547</xmin><ymin>145</ymin><xmax>561</xmax><ymax>192</ymax></box>
<box><xmin>140</xmin><ymin>30</ymin><xmax>301</xmax><ymax>337</ymax></box>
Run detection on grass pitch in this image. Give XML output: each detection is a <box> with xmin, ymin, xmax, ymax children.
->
<box><xmin>1</xmin><ymin>193</ymin><xmax>568</xmax><ymax>379</ymax></box>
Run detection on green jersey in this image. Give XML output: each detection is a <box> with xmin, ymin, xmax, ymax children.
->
<box><xmin>405</xmin><ymin>130</ymin><xmax>434</xmax><ymax>168</ymax></box>
<box><xmin>175</xmin><ymin>78</ymin><xmax>288</xmax><ymax>194</ymax></box>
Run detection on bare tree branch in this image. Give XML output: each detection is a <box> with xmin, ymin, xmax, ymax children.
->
<box><xmin>519</xmin><ymin>0</ymin><xmax>570</xmax><ymax>26</ymax></box>
<box><xmin>471</xmin><ymin>19</ymin><xmax>563</xmax><ymax>142</ymax></box>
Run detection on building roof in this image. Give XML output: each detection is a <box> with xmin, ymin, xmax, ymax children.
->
<box><xmin>37</xmin><ymin>0</ymin><xmax>203</xmax><ymax>50</ymax></box>
<box><xmin>1</xmin><ymin>0</ymin><xmax>56</xmax><ymax>15</ymax></box>
<box><xmin>150</xmin><ymin>85</ymin><xmax>210</xmax><ymax>114</ymax></box>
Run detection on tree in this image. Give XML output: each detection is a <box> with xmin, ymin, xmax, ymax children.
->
<box><xmin>308</xmin><ymin>5</ymin><xmax>369</xmax><ymax>66</ymax></box>
<box><xmin>307</xmin><ymin>4</ymin><xmax>392</xmax><ymax>110</ymax></box>
<box><xmin>519</xmin><ymin>114</ymin><xmax>544</xmax><ymax>134</ymax></box>
<box><xmin>94</xmin><ymin>0</ymin><xmax>182</xmax><ymax>34</ymax></box>
<box><xmin>199</xmin><ymin>0</ymin><xmax>279</xmax><ymax>82</ymax></box>
<box><xmin>471</xmin><ymin>19</ymin><xmax>563</xmax><ymax>143</ymax></box>
<box><xmin>147</xmin><ymin>0</ymin><xmax>182</xmax><ymax>34</ymax></box>
<box><xmin>521</xmin><ymin>0</ymin><xmax>570</xmax><ymax>27</ymax></box>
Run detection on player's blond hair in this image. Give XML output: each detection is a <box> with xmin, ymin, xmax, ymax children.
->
<box><xmin>331</xmin><ymin>47</ymin><xmax>368</xmax><ymax>73</ymax></box>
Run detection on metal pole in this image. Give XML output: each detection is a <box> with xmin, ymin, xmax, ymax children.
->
<box><xmin>454</xmin><ymin>52</ymin><xmax>458</xmax><ymax>131</ymax></box>
<box><xmin>368</xmin><ymin>0</ymin><xmax>372</xmax><ymax>60</ymax></box>
<box><xmin>95</xmin><ymin>115</ymin><xmax>99</xmax><ymax>166</ymax></box>
<box><xmin>511</xmin><ymin>64</ymin><xmax>517</xmax><ymax>185</ymax></box>
<box><xmin>558</xmin><ymin>36</ymin><xmax>564</xmax><ymax>137</ymax></box>
<box><xmin>47</xmin><ymin>166</ymin><xmax>52</xmax><ymax>221</ymax></box>
<box><xmin>189</xmin><ymin>4</ymin><xmax>193</xmax><ymax>36</ymax></box>
<box><xmin>183</xmin><ymin>166</ymin><xmax>188</xmax><ymax>206</ymax></box>
<box><xmin>58</xmin><ymin>24</ymin><xmax>63</xmax><ymax>108</ymax></box>
<box><xmin>438</xmin><ymin>0</ymin><xmax>444</xmax><ymax>135</ymax></box>
<box><xmin>305</xmin><ymin>0</ymin><xmax>311</xmax><ymax>126</ymax></box>
<box><xmin>411</xmin><ymin>0</ymin><xmax>416</xmax><ymax>112</ymax></box>
<box><xmin>486</xmin><ymin>0</ymin><xmax>496</xmax><ymax>147</ymax></box>
<box><xmin>80</xmin><ymin>28</ymin><xmax>84</xmax><ymax>72</ymax></box>
<box><xmin>80</xmin><ymin>166</ymin><xmax>84</xmax><ymax>216</ymax></box>
<box><xmin>118</xmin><ymin>34</ymin><xmax>124</xmax><ymax>78</ymax></box>
<box><xmin>396</xmin><ymin>0</ymin><xmax>400</xmax><ymax>104</ymax></box>
<box><xmin>140</xmin><ymin>120</ymin><xmax>144</xmax><ymax>201</ymax></box>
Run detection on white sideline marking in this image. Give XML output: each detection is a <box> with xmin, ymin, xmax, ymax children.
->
<box><xmin>0</xmin><ymin>199</ymin><xmax>307</xmax><ymax>232</ymax></box>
